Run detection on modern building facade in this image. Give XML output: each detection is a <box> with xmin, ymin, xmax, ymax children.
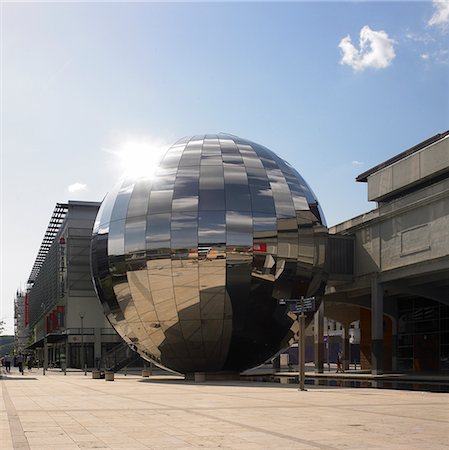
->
<box><xmin>20</xmin><ymin>131</ymin><xmax>449</xmax><ymax>376</ymax></box>
<box><xmin>26</xmin><ymin>201</ymin><xmax>122</xmax><ymax>368</ymax></box>
<box><xmin>322</xmin><ymin>130</ymin><xmax>449</xmax><ymax>373</ymax></box>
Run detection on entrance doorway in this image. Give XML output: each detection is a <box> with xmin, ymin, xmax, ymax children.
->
<box><xmin>414</xmin><ymin>334</ymin><xmax>439</xmax><ymax>371</ymax></box>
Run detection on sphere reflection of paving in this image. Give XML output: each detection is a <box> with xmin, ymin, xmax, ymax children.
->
<box><xmin>91</xmin><ymin>134</ymin><xmax>327</xmax><ymax>374</ymax></box>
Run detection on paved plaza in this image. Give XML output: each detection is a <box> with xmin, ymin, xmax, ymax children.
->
<box><xmin>1</xmin><ymin>368</ymin><xmax>448</xmax><ymax>450</ymax></box>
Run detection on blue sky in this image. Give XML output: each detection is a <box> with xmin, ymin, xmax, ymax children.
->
<box><xmin>1</xmin><ymin>1</ymin><xmax>448</xmax><ymax>333</ymax></box>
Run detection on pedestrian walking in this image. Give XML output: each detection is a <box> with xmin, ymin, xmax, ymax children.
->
<box><xmin>336</xmin><ymin>351</ymin><xmax>344</xmax><ymax>373</ymax></box>
<box><xmin>16</xmin><ymin>353</ymin><xmax>24</xmax><ymax>375</ymax></box>
<box><xmin>27</xmin><ymin>354</ymin><xmax>34</xmax><ymax>371</ymax></box>
<box><xmin>4</xmin><ymin>354</ymin><xmax>11</xmax><ymax>373</ymax></box>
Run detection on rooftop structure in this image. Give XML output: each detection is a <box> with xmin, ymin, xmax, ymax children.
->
<box><xmin>28</xmin><ymin>203</ymin><xmax>68</xmax><ymax>284</ymax></box>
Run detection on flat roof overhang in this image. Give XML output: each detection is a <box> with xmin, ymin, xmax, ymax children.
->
<box><xmin>356</xmin><ymin>130</ymin><xmax>449</xmax><ymax>182</ymax></box>
<box><xmin>26</xmin><ymin>333</ymin><xmax>67</xmax><ymax>350</ymax></box>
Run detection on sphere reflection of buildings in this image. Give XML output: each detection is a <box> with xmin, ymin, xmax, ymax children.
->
<box><xmin>91</xmin><ymin>133</ymin><xmax>328</xmax><ymax>374</ymax></box>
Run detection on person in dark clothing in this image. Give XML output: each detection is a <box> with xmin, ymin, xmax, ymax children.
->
<box><xmin>4</xmin><ymin>354</ymin><xmax>11</xmax><ymax>373</ymax></box>
<box><xmin>336</xmin><ymin>351</ymin><xmax>344</xmax><ymax>373</ymax></box>
<box><xmin>16</xmin><ymin>353</ymin><xmax>24</xmax><ymax>374</ymax></box>
<box><xmin>27</xmin><ymin>355</ymin><xmax>34</xmax><ymax>371</ymax></box>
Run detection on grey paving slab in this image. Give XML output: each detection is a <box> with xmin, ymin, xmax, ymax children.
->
<box><xmin>1</xmin><ymin>369</ymin><xmax>448</xmax><ymax>450</ymax></box>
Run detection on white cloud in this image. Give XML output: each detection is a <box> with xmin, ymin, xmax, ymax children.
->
<box><xmin>420</xmin><ymin>49</ymin><xmax>449</xmax><ymax>64</ymax></box>
<box><xmin>435</xmin><ymin>49</ymin><xmax>449</xmax><ymax>63</ymax></box>
<box><xmin>404</xmin><ymin>32</ymin><xmax>435</xmax><ymax>44</ymax></box>
<box><xmin>428</xmin><ymin>1</ymin><xmax>449</xmax><ymax>28</ymax></box>
<box><xmin>351</xmin><ymin>160</ymin><xmax>364</xmax><ymax>166</ymax></box>
<box><xmin>68</xmin><ymin>182</ymin><xmax>87</xmax><ymax>193</ymax></box>
<box><xmin>339</xmin><ymin>25</ymin><xmax>396</xmax><ymax>71</ymax></box>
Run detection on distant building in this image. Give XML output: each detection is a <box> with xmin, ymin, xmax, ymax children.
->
<box><xmin>323</xmin><ymin>130</ymin><xmax>449</xmax><ymax>373</ymax></box>
<box><xmin>26</xmin><ymin>201</ymin><xmax>122</xmax><ymax>368</ymax></box>
<box><xmin>14</xmin><ymin>290</ymin><xmax>30</xmax><ymax>354</ymax></box>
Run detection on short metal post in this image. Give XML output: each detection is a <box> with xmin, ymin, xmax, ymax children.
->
<box><xmin>43</xmin><ymin>336</ymin><xmax>48</xmax><ymax>376</ymax></box>
<box><xmin>80</xmin><ymin>313</ymin><xmax>85</xmax><ymax>372</ymax></box>
<box><xmin>84</xmin><ymin>363</ymin><xmax>87</xmax><ymax>376</ymax></box>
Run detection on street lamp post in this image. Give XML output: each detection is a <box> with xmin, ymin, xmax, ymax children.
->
<box><xmin>41</xmin><ymin>303</ymin><xmax>48</xmax><ymax>376</ymax></box>
<box><xmin>298</xmin><ymin>308</ymin><xmax>306</xmax><ymax>391</ymax></box>
<box><xmin>79</xmin><ymin>312</ymin><xmax>86</xmax><ymax>375</ymax></box>
<box><xmin>278</xmin><ymin>296</ymin><xmax>315</xmax><ymax>392</ymax></box>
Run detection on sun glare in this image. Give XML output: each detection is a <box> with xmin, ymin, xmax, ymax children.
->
<box><xmin>114</xmin><ymin>138</ymin><xmax>168</xmax><ymax>178</ymax></box>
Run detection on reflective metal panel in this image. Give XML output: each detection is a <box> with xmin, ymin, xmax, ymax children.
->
<box><xmin>91</xmin><ymin>133</ymin><xmax>327</xmax><ymax>374</ymax></box>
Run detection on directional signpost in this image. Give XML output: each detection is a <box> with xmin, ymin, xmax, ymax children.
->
<box><xmin>279</xmin><ymin>296</ymin><xmax>316</xmax><ymax>391</ymax></box>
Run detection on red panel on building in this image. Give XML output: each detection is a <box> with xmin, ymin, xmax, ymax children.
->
<box><xmin>253</xmin><ymin>243</ymin><xmax>267</xmax><ymax>253</ymax></box>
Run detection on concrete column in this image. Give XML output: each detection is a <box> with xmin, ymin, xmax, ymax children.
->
<box><xmin>43</xmin><ymin>338</ymin><xmax>48</xmax><ymax>371</ymax></box>
<box><xmin>94</xmin><ymin>328</ymin><xmax>102</xmax><ymax>365</ymax></box>
<box><xmin>371</xmin><ymin>276</ymin><xmax>383</xmax><ymax>375</ymax></box>
<box><xmin>342</xmin><ymin>325</ymin><xmax>350</xmax><ymax>371</ymax></box>
<box><xmin>65</xmin><ymin>340</ymin><xmax>70</xmax><ymax>368</ymax></box>
<box><xmin>391</xmin><ymin>317</ymin><xmax>398</xmax><ymax>372</ymax></box>
<box><xmin>314</xmin><ymin>300</ymin><xmax>325</xmax><ymax>373</ymax></box>
<box><xmin>391</xmin><ymin>333</ymin><xmax>398</xmax><ymax>372</ymax></box>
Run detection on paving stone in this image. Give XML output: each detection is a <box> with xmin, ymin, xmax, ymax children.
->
<box><xmin>1</xmin><ymin>370</ymin><xmax>448</xmax><ymax>450</ymax></box>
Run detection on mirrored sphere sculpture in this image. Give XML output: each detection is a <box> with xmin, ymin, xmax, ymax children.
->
<box><xmin>91</xmin><ymin>134</ymin><xmax>328</xmax><ymax>374</ymax></box>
